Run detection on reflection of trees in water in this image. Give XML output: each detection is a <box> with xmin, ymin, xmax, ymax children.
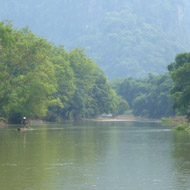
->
<box><xmin>0</xmin><ymin>123</ymin><xmax>121</xmax><ymax>189</ymax></box>
<box><xmin>172</xmin><ymin>132</ymin><xmax>190</xmax><ymax>189</ymax></box>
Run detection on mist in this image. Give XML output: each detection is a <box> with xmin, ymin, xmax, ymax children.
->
<box><xmin>1</xmin><ymin>0</ymin><xmax>190</xmax><ymax>79</ymax></box>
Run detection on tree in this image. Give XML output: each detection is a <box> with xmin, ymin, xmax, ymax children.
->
<box><xmin>168</xmin><ymin>53</ymin><xmax>190</xmax><ymax>119</ymax></box>
<box><xmin>46</xmin><ymin>46</ymin><xmax>75</xmax><ymax>121</ymax></box>
<box><xmin>0</xmin><ymin>25</ymin><xmax>58</xmax><ymax>122</ymax></box>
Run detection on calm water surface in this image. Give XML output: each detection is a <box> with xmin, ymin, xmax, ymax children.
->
<box><xmin>0</xmin><ymin>121</ymin><xmax>190</xmax><ymax>190</ymax></box>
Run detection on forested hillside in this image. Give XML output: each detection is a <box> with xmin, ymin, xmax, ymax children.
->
<box><xmin>0</xmin><ymin>0</ymin><xmax>190</xmax><ymax>79</ymax></box>
<box><xmin>0</xmin><ymin>22</ymin><xmax>128</xmax><ymax>123</ymax></box>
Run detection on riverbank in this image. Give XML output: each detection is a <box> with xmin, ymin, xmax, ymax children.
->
<box><xmin>0</xmin><ymin>114</ymin><xmax>166</xmax><ymax>125</ymax></box>
<box><xmin>0</xmin><ymin>117</ymin><xmax>7</xmax><ymax>126</ymax></box>
<box><xmin>85</xmin><ymin>114</ymin><xmax>161</xmax><ymax>122</ymax></box>
<box><xmin>0</xmin><ymin>121</ymin><xmax>6</xmax><ymax>126</ymax></box>
<box><xmin>0</xmin><ymin>119</ymin><xmax>46</xmax><ymax>126</ymax></box>
<box><xmin>162</xmin><ymin>116</ymin><xmax>190</xmax><ymax>131</ymax></box>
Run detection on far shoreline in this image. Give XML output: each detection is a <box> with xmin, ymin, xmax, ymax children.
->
<box><xmin>0</xmin><ymin>115</ymin><xmax>162</xmax><ymax>126</ymax></box>
<box><xmin>84</xmin><ymin>115</ymin><xmax>161</xmax><ymax>123</ymax></box>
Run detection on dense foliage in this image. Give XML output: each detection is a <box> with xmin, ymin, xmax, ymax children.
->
<box><xmin>0</xmin><ymin>22</ymin><xmax>128</xmax><ymax>123</ymax></box>
<box><xmin>0</xmin><ymin>0</ymin><xmax>190</xmax><ymax>79</ymax></box>
<box><xmin>168</xmin><ymin>53</ymin><xmax>190</xmax><ymax>119</ymax></box>
<box><xmin>111</xmin><ymin>73</ymin><xmax>175</xmax><ymax>118</ymax></box>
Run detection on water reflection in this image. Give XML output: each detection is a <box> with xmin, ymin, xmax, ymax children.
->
<box><xmin>172</xmin><ymin>132</ymin><xmax>190</xmax><ymax>190</ymax></box>
<box><xmin>0</xmin><ymin>122</ymin><xmax>190</xmax><ymax>190</ymax></box>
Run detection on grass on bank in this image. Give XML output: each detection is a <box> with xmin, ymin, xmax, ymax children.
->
<box><xmin>162</xmin><ymin>116</ymin><xmax>190</xmax><ymax>131</ymax></box>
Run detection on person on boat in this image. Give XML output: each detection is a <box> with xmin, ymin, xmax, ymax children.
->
<box><xmin>21</xmin><ymin>117</ymin><xmax>27</xmax><ymax>128</ymax></box>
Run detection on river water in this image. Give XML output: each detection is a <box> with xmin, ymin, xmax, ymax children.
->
<box><xmin>0</xmin><ymin>121</ymin><xmax>190</xmax><ymax>190</ymax></box>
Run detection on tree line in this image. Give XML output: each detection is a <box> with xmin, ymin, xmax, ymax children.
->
<box><xmin>1</xmin><ymin>20</ymin><xmax>190</xmax><ymax>122</ymax></box>
<box><xmin>0</xmin><ymin>21</ymin><xmax>129</xmax><ymax>123</ymax></box>
<box><xmin>111</xmin><ymin>73</ymin><xmax>175</xmax><ymax>118</ymax></box>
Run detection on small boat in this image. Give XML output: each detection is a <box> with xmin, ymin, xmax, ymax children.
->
<box><xmin>17</xmin><ymin>127</ymin><xmax>33</xmax><ymax>131</ymax></box>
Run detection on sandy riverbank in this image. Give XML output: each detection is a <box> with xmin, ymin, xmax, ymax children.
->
<box><xmin>84</xmin><ymin>115</ymin><xmax>161</xmax><ymax>122</ymax></box>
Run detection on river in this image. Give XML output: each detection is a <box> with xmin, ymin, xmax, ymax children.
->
<box><xmin>0</xmin><ymin>121</ymin><xmax>190</xmax><ymax>190</ymax></box>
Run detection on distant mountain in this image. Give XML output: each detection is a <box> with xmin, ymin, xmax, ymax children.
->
<box><xmin>1</xmin><ymin>0</ymin><xmax>190</xmax><ymax>79</ymax></box>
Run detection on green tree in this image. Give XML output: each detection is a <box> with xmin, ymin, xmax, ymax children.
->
<box><xmin>168</xmin><ymin>53</ymin><xmax>190</xmax><ymax>119</ymax></box>
<box><xmin>91</xmin><ymin>72</ymin><xmax>129</xmax><ymax>116</ymax></box>
<box><xmin>0</xmin><ymin>25</ymin><xmax>58</xmax><ymax>122</ymax></box>
<box><xmin>46</xmin><ymin>46</ymin><xmax>75</xmax><ymax>121</ymax></box>
<box><xmin>67</xmin><ymin>48</ymin><xmax>97</xmax><ymax>119</ymax></box>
